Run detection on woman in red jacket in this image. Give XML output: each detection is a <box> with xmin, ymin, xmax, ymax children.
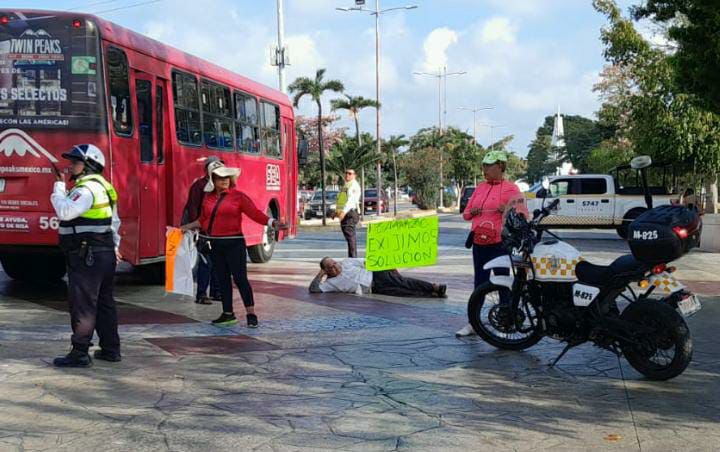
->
<box><xmin>182</xmin><ymin>161</ymin><xmax>285</xmax><ymax>327</ymax></box>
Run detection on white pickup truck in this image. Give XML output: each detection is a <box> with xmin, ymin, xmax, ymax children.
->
<box><xmin>526</xmin><ymin>172</ymin><xmax>677</xmax><ymax>238</ymax></box>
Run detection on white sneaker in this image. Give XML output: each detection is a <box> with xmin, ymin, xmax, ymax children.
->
<box><xmin>455</xmin><ymin>324</ymin><xmax>476</xmax><ymax>337</ymax></box>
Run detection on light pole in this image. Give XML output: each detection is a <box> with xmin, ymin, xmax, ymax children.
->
<box><xmin>273</xmin><ymin>0</ymin><xmax>289</xmax><ymax>93</ymax></box>
<box><xmin>458</xmin><ymin>106</ymin><xmax>493</xmax><ymax>143</ymax></box>
<box><xmin>338</xmin><ymin>1</ymin><xmax>418</xmax><ymax>217</ymax></box>
<box><xmin>479</xmin><ymin>123</ymin><xmax>507</xmax><ymax>150</ymax></box>
<box><xmin>413</xmin><ymin>67</ymin><xmax>465</xmax><ymax>208</ymax></box>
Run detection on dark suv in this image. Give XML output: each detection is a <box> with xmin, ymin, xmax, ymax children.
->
<box><xmin>459</xmin><ymin>186</ymin><xmax>475</xmax><ymax>213</ymax></box>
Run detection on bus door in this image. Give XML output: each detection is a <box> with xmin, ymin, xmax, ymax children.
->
<box><xmin>134</xmin><ymin>72</ymin><xmax>168</xmax><ymax>258</ymax></box>
<box><xmin>282</xmin><ymin>118</ymin><xmax>295</xmax><ymax>231</ymax></box>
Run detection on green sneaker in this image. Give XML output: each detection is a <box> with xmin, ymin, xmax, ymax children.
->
<box><xmin>212</xmin><ymin>313</ymin><xmax>238</xmax><ymax>326</ymax></box>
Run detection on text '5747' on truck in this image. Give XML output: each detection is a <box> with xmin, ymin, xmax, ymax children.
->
<box><xmin>0</xmin><ymin>10</ymin><xmax>300</xmax><ymax>281</ymax></box>
<box><xmin>526</xmin><ymin>163</ymin><xmax>680</xmax><ymax>239</ymax></box>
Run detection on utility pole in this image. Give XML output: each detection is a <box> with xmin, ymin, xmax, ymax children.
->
<box><xmin>458</xmin><ymin>106</ymin><xmax>493</xmax><ymax>143</ymax></box>
<box><xmin>273</xmin><ymin>0</ymin><xmax>288</xmax><ymax>93</ymax></box>
<box><xmin>338</xmin><ymin>1</ymin><xmax>418</xmax><ymax>216</ymax></box>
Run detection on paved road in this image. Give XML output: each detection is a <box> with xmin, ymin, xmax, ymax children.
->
<box><xmin>0</xmin><ymin>213</ymin><xmax>718</xmax><ymax>451</ymax></box>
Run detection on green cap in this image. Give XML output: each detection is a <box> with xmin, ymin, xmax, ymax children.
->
<box><xmin>482</xmin><ymin>150</ymin><xmax>508</xmax><ymax>165</ymax></box>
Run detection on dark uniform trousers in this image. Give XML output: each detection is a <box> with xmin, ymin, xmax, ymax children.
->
<box><xmin>372</xmin><ymin>270</ymin><xmax>435</xmax><ymax>297</ymax></box>
<box><xmin>66</xmin><ymin>249</ymin><xmax>120</xmax><ymax>354</ymax></box>
<box><xmin>340</xmin><ymin>209</ymin><xmax>360</xmax><ymax>258</ymax></box>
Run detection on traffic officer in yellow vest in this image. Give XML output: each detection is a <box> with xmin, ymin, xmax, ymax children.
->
<box><xmin>50</xmin><ymin>144</ymin><xmax>122</xmax><ymax>368</ymax></box>
<box><xmin>335</xmin><ymin>168</ymin><xmax>362</xmax><ymax>257</ymax></box>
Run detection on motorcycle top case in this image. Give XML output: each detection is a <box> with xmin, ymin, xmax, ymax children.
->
<box><xmin>628</xmin><ymin>205</ymin><xmax>702</xmax><ymax>264</ymax></box>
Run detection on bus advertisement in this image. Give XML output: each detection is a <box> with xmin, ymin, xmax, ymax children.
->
<box><xmin>0</xmin><ymin>9</ymin><xmax>298</xmax><ymax>281</ymax></box>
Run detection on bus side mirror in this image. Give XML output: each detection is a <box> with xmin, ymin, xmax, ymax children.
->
<box><xmin>298</xmin><ymin>138</ymin><xmax>309</xmax><ymax>166</ymax></box>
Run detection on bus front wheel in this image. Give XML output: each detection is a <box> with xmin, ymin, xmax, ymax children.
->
<box><xmin>248</xmin><ymin>208</ymin><xmax>277</xmax><ymax>263</ymax></box>
<box><xmin>0</xmin><ymin>253</ymin><xmax>66</xmax><ymax>281</ymax></box>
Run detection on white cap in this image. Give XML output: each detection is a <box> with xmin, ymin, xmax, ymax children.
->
<box><xmin>204</xmin><ymin>161</ymin><xmax>241</xmax><ymax>192</ymax></box>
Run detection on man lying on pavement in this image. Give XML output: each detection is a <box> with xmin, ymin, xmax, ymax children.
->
<box><xmin>309</xmin><ymin>257</ymin><xmax>447</xmax><ymax>298</ymax></box>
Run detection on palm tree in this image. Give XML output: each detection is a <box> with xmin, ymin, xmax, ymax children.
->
<box><xmin>331</xmin><ymin>94</ymin><xmax>380</xmax><ymax>216</ymax></box>
<box><xmin>383</xmin><ymin>135</ymin><xmax>409</xmax><ymax>215</ymax></box>
<box><xmin>289</xmin><ymin>69</ymin><xmax>345</xmax><ymax>225</ymax></box>
<box><xmin>326</xmin><ymin>135</ymin><xmax>379</xmax><ymax>179</ymax></box>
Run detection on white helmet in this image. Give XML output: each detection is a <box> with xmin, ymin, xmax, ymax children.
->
<box><xmin>62</xmin><ymin>144</ymin><xmax>106</xmax><ymax>173</ymax></box>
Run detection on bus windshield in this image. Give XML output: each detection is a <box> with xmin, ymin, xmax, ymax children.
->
<box><xmin>0</xmin><ymin>12</ymin><xmax>106</xmax><ymax>130</ymax></box>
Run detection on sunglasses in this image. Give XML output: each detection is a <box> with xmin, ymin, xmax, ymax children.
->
<box><xmin>345</xmin><ymin>171</ymin><xmax>354</xmax><ymax>175</ymax></box>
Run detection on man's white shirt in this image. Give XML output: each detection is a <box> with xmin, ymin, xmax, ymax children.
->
<box><xmin>318</xmin><ymin>258</ymin><xmax>373</xmax><ymax>294</ymax></box>
<box><xmin>50</xmin><ymin>181</ymin><xmax>122</xmax><ymax>249</ymax></box>
<box><xmin>343</xmin><ymin>179</ymin><xmax>361</xmax><ymax>214</ymax></box>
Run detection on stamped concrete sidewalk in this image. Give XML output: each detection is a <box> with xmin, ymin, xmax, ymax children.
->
<box><xmin>0</xmin><ymin>250</ymin><xmax>719</xmax><ymax>451</ymax></box>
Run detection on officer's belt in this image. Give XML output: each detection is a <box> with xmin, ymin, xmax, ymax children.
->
<box><xmin>58</xmin><ymin>225</ymin><xmax>112</xmax><ymax>235</ymax></box>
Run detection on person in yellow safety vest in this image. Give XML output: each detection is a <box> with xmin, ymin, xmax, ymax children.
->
<box><xmin>335</xmin><ymin>168</ymin><xmax>362</xmax><ymax>257</ymax></box>
<box><xmin>50</xmin><ymin>144</ymin><xmax>122</xmax><ymax>368</ymax></box>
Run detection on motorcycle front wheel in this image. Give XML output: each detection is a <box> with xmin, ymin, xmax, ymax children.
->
<box><xmin>467</xmin><ymin>282</ymin><xmax>543</xmax><ymax>351</ymax></box>
<box><xmin>620</xmin><ymin>300</ymin><xmax>693</xmax><ymax>381</ymax></box>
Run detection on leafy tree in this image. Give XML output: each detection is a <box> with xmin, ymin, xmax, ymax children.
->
<box><xmin>399</xmin><ymin>147</ymin><xmax>441</xmax><ymax>210</ymax></box>
<box><xmin>326</xmin><ymin>135</ymin><xmax>379</xmax><ymax>182</ymax></box>
<box><xmin>524</xmin><ymin>115</ymin><xmax>609</xmax><ymax>180</ymax></box>
<box><xmin>382</xmin><ymin>134</ymin><xmax>409</xmax><ymax>214</ymax></box>
<box><xmin>295</xmin><ymin>115</ymin><xmax>346</xmax><ymax>188</ymax></box>
<box><xmin>289</xmin><ymin>69</ymin><xmax>344</xmax><ymax>225</ymax></box>
<box><xmin>594</xmin><ymin>0</ymin><xmax>720</xmax><ymax>211</ymax></box>
<box><xmin>633</xmin><ymin>0</ymin><xmax>720</xmax><ymax>115</ymax></box>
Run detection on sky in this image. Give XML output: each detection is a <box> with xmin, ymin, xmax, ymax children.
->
<box><xmin>3</xmin><ymin>0</ymin><xmax>640</xmax><ymax>156</ymax></box>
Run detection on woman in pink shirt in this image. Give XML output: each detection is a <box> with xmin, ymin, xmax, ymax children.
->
<box><xmin>463</xmin><ymin>150</ymin><xmax>527</xmax><ymax>289</ymax></box>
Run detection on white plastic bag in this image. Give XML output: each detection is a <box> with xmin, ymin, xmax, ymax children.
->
<box><xmin>165</xmin><ymin>227</ymin><xmax>197</xmax><ymax>297</ymax></box>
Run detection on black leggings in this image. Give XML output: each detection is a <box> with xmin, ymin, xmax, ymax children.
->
<box><xmin>209</xmin><ymin>237</ymin><xmax>254</xmax><ymax>313</ymax></box>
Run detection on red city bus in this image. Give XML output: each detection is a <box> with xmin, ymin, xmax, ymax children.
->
<box><xmin>0</xmin><ymin>10</ymin><xmax>298</xmax><ymax>281</ymax></box>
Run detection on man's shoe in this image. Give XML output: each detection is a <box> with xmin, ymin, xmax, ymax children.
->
<box><xmin>247</xmin><ymin>313</ymin><xmax>258</xmax><ymax>328</ymax></box>
<box><xmin>93</xmin><ymin>349</ymin><xmax>122</xmax><ymax>362</ymax></box>
<box><xmin>436</xmin><ymin>284</ymin><xmax>448</xmax><ymax>298</ymax></box>
<box><xmin>455</xmin><ymin>324</ymin><xmax>476</xmax><ymax>337</ymax></box>
<box><xmin>53</xmin><ymin>349</ymin><xmax>92</xmax><ymax>368</ymax></box>
<box><xmin>212</xmin><ymin>313</ymin><xmax>238</xmax><ymax>326</ymax></box>
<box><xmin>194</xmin><ymin>296</ymin><xmax>213</xmax><ymax>305</ymax></box>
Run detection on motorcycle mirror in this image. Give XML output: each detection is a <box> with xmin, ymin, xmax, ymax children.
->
<box><xmin>536</xmin><ymin>188</ymin><xmax>548</xmax><ymax>198</ymax></box>
<box><xmin>630</xmin><ymin>155</ymin><xmax>652</xmax><ymax>170</ymax></box>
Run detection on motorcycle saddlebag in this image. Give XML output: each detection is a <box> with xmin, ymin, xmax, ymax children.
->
<box><xmin>628</xmin><ymin>205</ymin><xmax>702</xmax><ymax>264</ymax></box>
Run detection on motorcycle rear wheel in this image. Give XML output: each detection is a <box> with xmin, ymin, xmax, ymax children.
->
<box><xmin>467</xmin><ymin>282</ymin><xmax>543</xmax><ymax>351</ymax></box>
<box><xmin>620</xmin><ymin>300</ymin><xmax>693</xmax><ymax>381</ymax></box>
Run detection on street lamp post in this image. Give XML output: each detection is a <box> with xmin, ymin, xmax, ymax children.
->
<box><xmin>338</xmin><ymin>1</ymin><xmax>418</xmax><ymax>217</ymax></box>
<box><xmin>458</xmin><ymin>106</ymin><xmax>493</xmax><ymax>143</ymax></box>
<box><xmin>479</xmin><ymin>123</ymin><xmax>507</xmax><ymax>150</ymax></box>
<box><xmin>413</xmin><ymin>67</ymin><xmax>465</xmax><ymax>208</ymax></box>
<box><xmin>273</xmin><ymin>0</ymin><xmax>288</xmax><ymax>93</ymax></box>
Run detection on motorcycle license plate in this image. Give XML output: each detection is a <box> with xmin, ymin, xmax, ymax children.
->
<box><xmin>677</xmin><ymin>295</ymin><xmax>702</xmax><ymax>317</ymax></box>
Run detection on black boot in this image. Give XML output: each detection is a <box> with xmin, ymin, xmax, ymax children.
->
<box><xmin>93</xmin><ymin>349</ymin><xmax>122</xmax><ymax>362</ymax></box>
<box><xmin>53</xmin><ymin>349</ymin><xmax>92</xmax><ymax>368</ymax></box>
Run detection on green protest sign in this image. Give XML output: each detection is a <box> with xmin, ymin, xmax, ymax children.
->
<box><xmin>365</xmin><ymin>216</ymin><xmax>439</xmax><ymax>271</ymax></box>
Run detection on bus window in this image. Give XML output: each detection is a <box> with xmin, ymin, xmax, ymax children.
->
<box><xmin>201</xmin><ymin>80</ymin><xmax>233</xmax><ymax>151</ymax></box>
<box><xmin>156</xmin><ymin>85</ymin><xmax>164</xmax><ymax>163</ymax></box>
<box><xmin>136</xmin><ymin>79</ymin><xmax>153</xmax><ymax>162</ymax></box>
<box><xmin>172</xmin><ymin>71</ymin><xmax>201</xmax><ymax>145</ymax></box>
<box><xmin>107</xmin><ymin>47</ymin><xmax>132</xmax><ymax>135</ymax></box>
<box><xmin>261</xmin><ymin>101</ymin><xmax>281</xmax><ymax>159</ymax></box>
<box><xmin>234</xmin><ymin>91</ymin><xmax>259</xmax><ymax>154</ymax></box>
<box><xmin>0</xmin><ymin>15</ymin><xmax>106</xmax><ymax>130</ymax></box>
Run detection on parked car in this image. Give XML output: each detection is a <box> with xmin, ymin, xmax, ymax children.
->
<box><xmin>459</xmin><ymin>186</ymin><xmax>475</xmax><ymax>213</ymax></box>
<box><xmin>526</xmin><ymin>169</ymin><xmax>677</xmax><ymax>238</ymax></box>
<box><xmin>305</xmin><ymin>190</ymin><xmax>339</xmax><ymax>219</ymax></box>
<box><xmin>363</xmin><ymin>188</ymin><xmax>388</xmax><ymax>214</ymax></box>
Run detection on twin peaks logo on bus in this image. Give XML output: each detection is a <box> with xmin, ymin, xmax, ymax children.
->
<box><xmin>0</xmin><ymin>28</ymin><xmax>64</xmax><ymax>61</ymax></box>
<box><xmin>0</xmin><ymin>129</ymin><xmax>59</xmax><ymax>164</ymax></box>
